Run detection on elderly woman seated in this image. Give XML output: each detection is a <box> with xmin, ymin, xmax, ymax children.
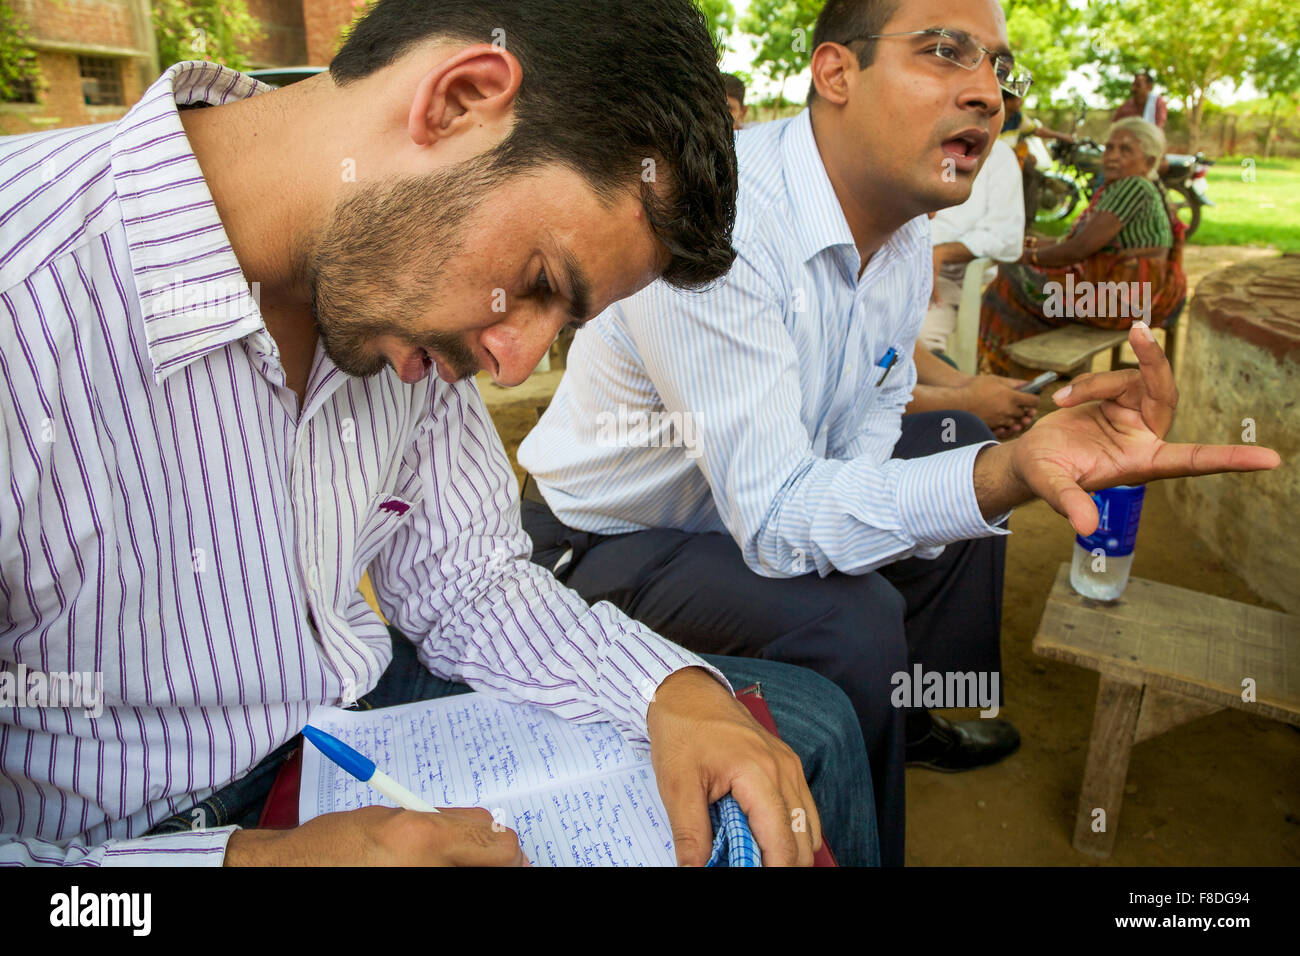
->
<box><xmin>977</xmin><ymin>117</ymin><xmax>1186</xmax><ymax>375</ymax></box>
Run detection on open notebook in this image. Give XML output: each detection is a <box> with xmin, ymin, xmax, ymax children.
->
<box><xmin>298</xmin><ymin>693</ymin><xmax>678</xmax><ymax>866</ymax></box>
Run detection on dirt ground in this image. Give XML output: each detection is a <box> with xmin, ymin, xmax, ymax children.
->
<box><xmin>482</xmin><ymin>245</ymin><xmax>1299</xmax><ymax>866</ymax></box>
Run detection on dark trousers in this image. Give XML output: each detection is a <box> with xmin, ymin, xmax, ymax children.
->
<box><xmin>522</xmin><ymin>411</ymin><xmax>1007</xmax><ymax>866</ymax></box>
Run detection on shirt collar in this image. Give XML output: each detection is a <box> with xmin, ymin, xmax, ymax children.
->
<box><xmin>779</xmin><ymin>109</ymin><xmax>932</xmax><ymax>277</ymax></box>
<box><xmin>780</xmin><ymin>110</ymin><xmax>857</xmax><ymax>264</ymax></box>
<box><xmin>110</xmin><ymin>61</ymin><xmax>272</xmax><ymax>385</ymax></box>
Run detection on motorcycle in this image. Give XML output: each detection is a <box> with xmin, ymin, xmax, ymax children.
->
<box><xmin>1029</xmin><ymin>135</ymin><xmax>1102</xmax><ymax>224</ymax></box>
<box><xmin>1161</xmin><ymin>152</ymin><xmax>1215</xmax><ymax>238</ymax></box>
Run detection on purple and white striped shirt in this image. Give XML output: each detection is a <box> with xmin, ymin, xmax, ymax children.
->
<box><xmin>0</xmin><ymin>62</ymin><xmax>717</xmax><ymax>866</ymax></box>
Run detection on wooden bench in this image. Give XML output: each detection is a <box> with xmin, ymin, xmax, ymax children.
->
<box><xmin>1032</xmin><ymin>563</ymin><xmax>1300</xmax><ymax>858</ymax></box>
<box><xmin>1005</xmin><ymin>325</ymin><xmax>1133</xmax><ymax>379</ymax></box>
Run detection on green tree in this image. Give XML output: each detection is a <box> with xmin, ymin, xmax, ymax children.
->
<box><xmin>1251</xmin><ymin>9</ymin><xmax>1300</xmax><ymax>157</ymax></box>
<box><xmin>741</xmin><ymin>0</ymin><xmax>1092</xmax><ymax>109</ymax></box>
<box><xmin>152</xmin><ymin>0</ymin><xmax>265</xmax><ymax>72</ymax></box>
<box><xmin>0</xmin><ymin>0</ymin><xmax>41</xmax><ymax>102</ymax></box>
<box><xmin>740</xmin><ymin>0</ymin><xmax>822</xmax><ymax>106</ymax></box>
<box><xmin>1090</xmin><ymin>0</ymin><xmax>1299</xmax><ymax>151</ymax></box>
<box><xmin>1002</xmin><ymin>0</ymin><xmax>1086</xmax><ymax>107</ymax></box>
<box><xmin>695</xmin><ymin>0</ymin><xmax>738</xmax><ymax>58</ymax></box>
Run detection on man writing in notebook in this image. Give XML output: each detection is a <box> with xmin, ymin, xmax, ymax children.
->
<box><xmin>0</xmin><ymin>0</ymin><xmax>876</xmax><ymax>866</ymax></box>
<box><xmin>514</xmin><ymin>0</ymin><xmax>1281</xmax><ymax>865</ymax></box>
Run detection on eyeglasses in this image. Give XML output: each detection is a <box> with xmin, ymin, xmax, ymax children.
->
<box><xmin>843</xmin><ymin>28</ymin><xmax>1034</xmax><ymax>98</ymax></box>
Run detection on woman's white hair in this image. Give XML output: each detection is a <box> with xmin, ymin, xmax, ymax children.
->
<box><xmin>1107</xmin><ymin>117</ymin><xmax>1166</xmax><ymax>181</ymax></box>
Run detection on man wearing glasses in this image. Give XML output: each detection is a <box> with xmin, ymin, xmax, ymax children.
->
<box><xmin>517</xmin><ymin>0</ymin><xmax>1277</xmax><ymax>865</ymax></box>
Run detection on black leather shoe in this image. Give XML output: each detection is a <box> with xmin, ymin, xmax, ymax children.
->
<box><xmin>904</xmin><ymin>714</ymin><xmax>1021</xmax><ymax>772</ymax></box>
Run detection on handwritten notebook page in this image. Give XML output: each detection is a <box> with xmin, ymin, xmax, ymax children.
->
<box><xmin>298</xmin><ymin>694</ymin><xmax>677</xmax><ymax>866</ymax></box>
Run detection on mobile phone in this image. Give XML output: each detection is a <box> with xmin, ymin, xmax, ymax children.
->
<box><xmin>1017</xmin><ymin>371</ymin><xmax>1059</xmax><ymax>394</ymax></box>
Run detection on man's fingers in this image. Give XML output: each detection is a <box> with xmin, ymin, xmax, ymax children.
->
<box><xmin>1052</xmin><ymin>368</ymin><xmax>1140</xmax><ymax>408</ymax></box>
<box><xmin>731</xmin><ymin>771</ymin><xmax>799</xmax><ymax>866</ymax></box>
<box><xmin>790</xmin><ymin>774</ymin><xmax>822</xmax><ymax>862</ymax></box>
<box><xmin>1149</xmin><ymin>441</ymin><xmax>1282</xmax><ymax>480</ymax></box>
<box><xmin>1028</xmin><ymin>463</ymin><xmax>1101</xmax><ymax>535</ymax></box>
<box><xmin>778</xmin><ymin>767</ymin><xmax>815</xmax><ymax>866</ymax></box>
<box><xmin>1060</xmin><ymin>484</ymin><xmax>1101</xmax><ymax>536</ymax></box>
<box><xmin>661</xmin><ymin>779</ymin><xmax>715</xmax><ymax>867</ymax></box>
<box><xmin>437</xmin><ymin>807</ymin><xmax>530</xmax><ymax>867</ymax></box>
<box><xmin>1131</xmin><ymin>323</ymin><xmax>1178</xmax><ymax>437</ymax></box>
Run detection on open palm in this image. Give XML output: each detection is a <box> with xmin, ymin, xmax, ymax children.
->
<box><xmin>1013</xmin><ymin>325</ymin><xmax>1281</xmax><ymax>536</ymax></box>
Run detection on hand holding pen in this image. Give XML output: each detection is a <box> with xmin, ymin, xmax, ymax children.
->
<box><xmin>222</xmin><ymin>725</ymin><xmax>530</xmax><ymax>865</ymax></box>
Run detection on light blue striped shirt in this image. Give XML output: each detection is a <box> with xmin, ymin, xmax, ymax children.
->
<box><xmin>518</xmin><ymin>109</ymin><xmax>1009</xmax><ymax>578</ymax></box>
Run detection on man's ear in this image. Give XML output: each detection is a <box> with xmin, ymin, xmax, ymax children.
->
<box><xmin>809</xmin><ymin>42</ymin><xmax>856</xmax><ymax>106</ymax></box>
<box><xmin>407</xmin><ymin>44</ymin><xmax>523</xmax><ymax>147</ymax></box>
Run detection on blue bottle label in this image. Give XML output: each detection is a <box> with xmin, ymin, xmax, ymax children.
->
<box><xmin>1075</xmin><ymin>485</ymin><xmax>1146</xmax><ymax>557</ymax></box>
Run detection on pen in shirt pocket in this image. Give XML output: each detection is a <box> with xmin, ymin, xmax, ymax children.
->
<box><xmin>875</xmin><ymin>346</ymin><xmax>899</xmax><ymax>387</ymax></box>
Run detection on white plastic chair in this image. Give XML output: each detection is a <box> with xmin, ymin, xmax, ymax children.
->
<box><xmin>948</xmin><ymin>256</ymin><xmax>992</xmax><ymax>375</ymax></box>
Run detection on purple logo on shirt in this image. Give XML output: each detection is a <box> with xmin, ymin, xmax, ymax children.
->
<box><xmin>379</xmin><ymin>499</ymin><xmax>409</xmax><ymax>516</ymax></box>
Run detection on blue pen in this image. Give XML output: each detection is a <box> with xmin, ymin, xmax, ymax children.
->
<box><xmin>875</xmin><ymin>346</ymin><xmax>899</xmax><ymax>387</ymax></box>
<box><xmin>302</xmin><ymin>724</ymin><xmax>439</xmax><ymax>813</ymax></box>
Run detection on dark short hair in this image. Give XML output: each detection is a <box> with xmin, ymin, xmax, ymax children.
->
<box><xmin>807</xmin><ymin>0</ymin><xmax>901</xmax><ymax>105</ymax></box>
<box><xmin>331</xmin><ymin>0</ymin><xmax>736</xmax><ymax>290</ymax></box>
<box><xmin>723</xmin><ymin>73</ymin><xmax>746</xmax><ymax>105</ymax></box>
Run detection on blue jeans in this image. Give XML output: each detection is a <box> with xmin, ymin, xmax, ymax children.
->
<box><xmin>150</xmin><ymin>629</ymin><xmax>879</xmax><ymax>866</ymax></box>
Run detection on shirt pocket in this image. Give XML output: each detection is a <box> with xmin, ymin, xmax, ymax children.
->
<box><xmin>353</xmin><ymin>494</ymin><xmax>417</xmax><ymax>576</ymax></box>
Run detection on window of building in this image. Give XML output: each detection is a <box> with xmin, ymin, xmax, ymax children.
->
<box><xmin>2</xmin><ymin>74</ymin><xmax>38</xmax><ymax>104</ymax></box>
<box><xmin>78</xmin><ymin>55</ymin><xmax>124</xmax><ymax>106</ymax></box>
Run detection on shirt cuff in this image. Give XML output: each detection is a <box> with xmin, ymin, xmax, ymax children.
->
<box><xmin>599</xmin><ymin>613</ymin><xmax>733</xmax><ymax>745</ymax></box>
<box><xmin>894</xmin><ymin>440</ymin><xmax>1013</xmax><ymax>547</ymax></box>
<box><xmin>101</xmin><ymin>826</ymin><xmax>239</xmax><ymax>866</ymax></box>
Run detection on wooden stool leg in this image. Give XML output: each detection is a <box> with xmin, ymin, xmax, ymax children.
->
<box><xmin>1109</xmin><ymin>343</ymin><xmax>1124</xmax><ymax>370</ymax></box>
<box><xmin>1072</xmin><ymin>676</ymin><xmax>1143</xmax><ymax>858</ymax></box>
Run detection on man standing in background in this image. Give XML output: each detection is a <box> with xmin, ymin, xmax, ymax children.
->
<box><xmin>1113</xmin><ymin>71</ymin><xmax>1168</xmax><ymax>129</ymax></box>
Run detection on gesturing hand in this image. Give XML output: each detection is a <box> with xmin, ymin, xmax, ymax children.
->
<box><xmin>646</xmin><ymin>667</ymin><xmax>820</xmax><ymax>866</ymax></box>
<box><xmin>986</xmin><ymin>323</ymin><xmax>1281</xmax><ymax>535</ymax></box>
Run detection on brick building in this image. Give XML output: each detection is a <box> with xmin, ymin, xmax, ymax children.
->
<box><xmin>1</xmin><ymin>0</ymin><xmax>359</xmax><ymax>136</ymax></box>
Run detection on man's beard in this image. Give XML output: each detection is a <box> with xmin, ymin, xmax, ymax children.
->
<box><xmin>305</xmin><ymin>156</ymin><xmax>500</xmax><ymax>380</ymax></box>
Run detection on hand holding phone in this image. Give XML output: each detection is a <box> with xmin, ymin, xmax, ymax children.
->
<box><xmin>1018</xmin><ymin>371</ymin><xmax>1059</xmax><ymax>394</ymax></box>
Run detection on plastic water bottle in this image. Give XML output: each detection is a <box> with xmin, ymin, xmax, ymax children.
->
<box><xmin>1070</xmin><ymin>485</ymin><xmax>1146</xmax><ymax>600</ymax></box>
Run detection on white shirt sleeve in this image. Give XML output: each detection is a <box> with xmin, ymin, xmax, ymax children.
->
<box><xmin>620</xmin><ymin>242</ymin><xmax>1008</xmax><ymax>580</ymax></box>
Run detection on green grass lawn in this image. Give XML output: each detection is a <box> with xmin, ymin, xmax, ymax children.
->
<box><xmin>1189</xmin><ymin>156</ymin><xmax>1300</xmax><ymax>252</ymax></box>
<box><xmin>1033</xmin><ymin>155</ymin><xmax>1300</xmax><ymax>252</ymax></box>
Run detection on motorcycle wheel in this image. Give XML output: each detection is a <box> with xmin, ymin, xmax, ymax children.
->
<box><xmin>1036</xmin><ymin>174</ymin><xmax>1081</xmax><ymax>223</ymax></box>
<box><xmin>1166</xmin><ymin>181</ymin><xmax>1201</xmax><ymax>238</ymax></box>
